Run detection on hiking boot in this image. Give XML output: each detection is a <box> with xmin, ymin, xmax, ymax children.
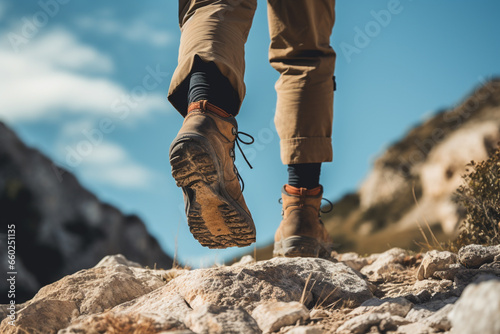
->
<box><xmin>169</xmin><ymin>100</ymin><xmax>256</xmax><ymax>249</ymax></box>
<box><xmin>273</xmin><ymin>185</ymin><xmax>332</xmax><ymax>258</ymax></box>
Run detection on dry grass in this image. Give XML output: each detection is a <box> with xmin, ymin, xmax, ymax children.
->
<box><xmin>411</xmin><ymin>182</ymin><xmax>443</xmax><ymax>252</ymax></box>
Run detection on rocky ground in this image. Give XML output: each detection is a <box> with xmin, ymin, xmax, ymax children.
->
<box><xmin>1</xmin><ymin>244</ymin><xmax>500</xmax><ymax>334</ymax></box>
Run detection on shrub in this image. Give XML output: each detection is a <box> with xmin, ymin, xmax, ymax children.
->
<box><xmin>454</xmin><ymin>145</ymin><xmax>500</xmax><ymax>247</ymax></box>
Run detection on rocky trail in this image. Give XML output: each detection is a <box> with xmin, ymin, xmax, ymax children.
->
<box><xmin>1</xmin><ymin>244</ymin><xmax>500</xmax><ymax>334</ymax></box>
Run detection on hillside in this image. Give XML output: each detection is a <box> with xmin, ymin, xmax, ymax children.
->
<box><xmin>0</xmin><ymin>122</ymin><xmax>173</xmax><ymax>303</ymax></box>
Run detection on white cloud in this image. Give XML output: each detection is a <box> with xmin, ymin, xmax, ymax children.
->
<box><xmin>27</xmin><ymin>29</ymin><xmax>114</xmax><ymax>72</ymax></box>
<box><xmin>80</xmin><ymin>141</ymin><xmax>127</xmax><ymax>166</ymax></box>
<box><xmin>61</xmin><ymin>141</ymin><xmax>156</xmax><ymax>189</ymax></box>
<box><xmin>75</xmin><ymin>16</ymin><xmax>173</xmax><ymax>47</ymax></box>
<box><xmin>87</xmin><ymin>164</ymin><xmax>153</xmax><ymax>189</ymax></box>
<box><xmin>0</xmin><ymin>28</ymin><xmax>168</xmax><ymax>123</ymax></box>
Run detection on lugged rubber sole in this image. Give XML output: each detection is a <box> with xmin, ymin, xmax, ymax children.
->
<box><xmin>169</xmin><ymin>137</ymin><xmax>256</xmax><ymax>249</ymax></box>
<box><xmin>273</xmin><ymin>236</ymin><xmax>331</xmax><ymax>258</ymax></box>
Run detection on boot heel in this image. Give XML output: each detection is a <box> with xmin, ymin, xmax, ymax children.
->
<box><xmin>274</xmin><ymin>236</ymin><xmax>321</xmax><ymax>258</ymax></box>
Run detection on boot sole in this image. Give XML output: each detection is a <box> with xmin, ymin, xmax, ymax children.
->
<box><xmin>273</xmin><ymin>236</ymin><xmax>331</xmax><ymax>258</ymax></box>
<box><xmin>169</xmin><ymin>136</ymin><xmax>256</xmax><ymax>249</ymax></box>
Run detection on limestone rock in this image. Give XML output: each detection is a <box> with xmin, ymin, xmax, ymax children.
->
<box><xmin>453</xmin><ymin>269</ymin><xmax>500</xmax><ymax>292</ymax></box>
<box><xmin>154</xmin><ymin>257</ymin><xmax>373</xmax><ymax>311</ymax></box>
<box><xmin>396</xmin><ymin>322</ymin><xmax>435</xmax><ymax>334</ymax></box>
<box><xmin>361</xmin><ymin>248</ymin><xmax>408</xmax><ymax>279</ymax></box>
<box><xmin>112</xmin><ymin>291</ymin><xmax>194</xmax><ymax>325</ymax></box>
<box><xmin>480</xmin><ymin>261</ymin><xmax>500</xmax><ymax>270</ymax></box>
<box><xmin>351</xmin><ymin>297</ymin><xmax>413</xmax><ymax>317</ymax></box>
<box><xmin>458</xmin><ymin>244</ymin><xmax>500</xmax><ymax>268</ymax></box>
<box><xmin>5</xmin><ymin>299</ymin><xmax>77</xmax><ymax>334</ymax></box>
<box><xmin>232</xmin><ymin>255</ymin><xmax>256</xmax><ymax>267</ymax></box>
<box><xmin>449</xmin><ymin>278</ymin><xmax>500</xmax><ymax>334</ymax></box>
<box><xmin>431</xmin><ymin>263</ymin><xmax>465</xmax><ymax>280</ymax></box>
<box><xmin>251</xmin><ymin>301</ymin><xmax>308</xmax><ymax>333</ymax></box>
<box><xmin>419</xmin><ymin>297</ymin><xmax>458</xmax><ymax>312</ymax></box>
<box><xmin>95</xmin><ymin>254</ymin><xmax>143</xmax><ymax>268</ymax></box>
<box><xmin>405</xmin><ymin>308</ymin><xmax>434</xmax><ymax>323</ymax></box>
<box><xmin>107</xmin><ymin>257</ymin><xmax>372</xmax><ymax>331</ymax></box>
<box><xmin>336</xmin><ymin>312</ymin><xmax>410</xmax><ymax>334</ymax></box>
<box><xmin>422</xmin><ymin>303</ymin><xmax>453</xmax><ymax>331</ymax></box>
<box><xmin>287</xmin><ymin>326</ymin><xmax>324</xmax><ymax>334</ymax></box>
<box><xmin>416</xmin><ymin>250</ymin><xmax>457</xmax><ymax>280</ymax></box>
<box><xmin>337</xmin><ymin>252</ymin><xmax>372</xmax><ymax>271</ymax></box>
<box><xmin>185</xmin><ymin>304</ymin><xmax>261</xmax><ymax>334</ymax></box>
<box><xmin>0</xmin><ymin>264</ymin><xmax>165</xmax><ymax>333</ymax></box>
<box><xmin>10</xmin><ymin>245</ymin><xmax>500</xmax><ymax>334</ymax></box>
<box><xmin>412</xmin><ymin>279</ymin><xmax>453</xmax><ymax>295</ymax></box>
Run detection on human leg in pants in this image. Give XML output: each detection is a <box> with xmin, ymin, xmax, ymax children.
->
<box><xmin>268</xmin><ymin>0</ymin><xmax>337</xmax><ymax>257</ymax></box>
<box><xmin>168</xmin><ymin>0</ymin><xmax>258</xmax><ymax>249</ymax></box>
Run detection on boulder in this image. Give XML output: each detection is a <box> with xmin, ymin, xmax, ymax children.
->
<box><xmin>449</xmin><ymin>278</ymin><xmax>500</xmax><ymax>334</ymax></box>
<box><xmin>154</xmin><ymin>257</ymin><xmax>373</xmax><ymax>312</ymax></box>
<box><xmin>458</xmin><ymin>244</ymin><xmax>500</xmax><ymax>268</ymax></box>
<box><xmin>0</xmin><ymin>263</ymin><xmax>165</xmax><ymax>333</ymax></box>
<box><xmin>360</xmin><ymin>248</ymin><xmax>408</xmax><ymax>279</ymax></box>
<box><xmin>416</xmin><ymin>250</ymin><xmax>457</xmax><ymax>280</ymax></box>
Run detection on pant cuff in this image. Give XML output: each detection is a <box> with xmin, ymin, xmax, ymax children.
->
<box><xmin>280</xmin><ymin>137</ymin><xmax>333</xmax><ymax>164</ymax></box>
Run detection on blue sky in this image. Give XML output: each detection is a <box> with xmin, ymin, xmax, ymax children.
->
<box><xmin>1</xmin><ymin>1</ymin><xmax>499</xmax><ymax>267</ymax></box>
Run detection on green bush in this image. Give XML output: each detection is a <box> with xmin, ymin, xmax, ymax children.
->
<box><xmin>454</xmin><ymin>145</ymin><xmax>500</xmax><ymax>247</ymax></box>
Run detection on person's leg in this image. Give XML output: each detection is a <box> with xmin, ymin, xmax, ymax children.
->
<box><xmin>169</xmin><ymin>0</ymin><xmax>257</xmax><ymax>249</ymax></box>
<box><xmin>267</xmin><ymin>0</ymin><xmax>336</xmax><ymax>257</ymax></box>
<box><xmin>169</xmin><ymin>0</ymin><xmax>257</xmax><ymax>116</ymax></box>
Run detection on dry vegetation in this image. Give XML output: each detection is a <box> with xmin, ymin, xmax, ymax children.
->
<box><xmin>454</xmin><ymin>145</ymin><xmax>500</xmax><ymax>248</ymax></box>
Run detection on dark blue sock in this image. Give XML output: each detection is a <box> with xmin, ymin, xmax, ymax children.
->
<box><xmin>287</xmin><ymin>163</ymin><xmax>321</xmax><ymax>189</ymax></box>
<box><xmin>187</xmin><ymin>61</ymin><xmax>239</xmax><ymax>116</ymax></box>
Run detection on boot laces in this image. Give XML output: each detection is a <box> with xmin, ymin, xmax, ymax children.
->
<box><xmin>277</xmin><ymin>197</ymin><xmax>334</xmax><ymax>216</ymax></box>
<box><xmin>320</xmin><ymin>198</ymin><xmax>334</xmax><ymax>214</ymax></box>
<box><xmin>231</xmin><ymin>129</ymin><xmax>254</xmax><ymax>192</ymax></box>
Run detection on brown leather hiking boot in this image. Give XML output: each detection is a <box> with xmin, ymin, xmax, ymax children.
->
<box><xmin>274</xmin><ymin>185</ymin><xmax>332</xmax><ymax>258</ymax></box>
<box><xmin>169</xmin><ymin>100</ymin><xmax>256</xmax><ymax>249</ymax></box>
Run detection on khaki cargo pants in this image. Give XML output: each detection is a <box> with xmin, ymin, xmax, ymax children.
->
<box><xmin>168</xmin><ymin>0</ymin><xmax>336</xmax><ymax>164</ymax></box>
